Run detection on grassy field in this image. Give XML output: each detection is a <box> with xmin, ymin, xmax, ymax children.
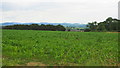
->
<box><xmin>2</xmin><ymin>30</ymin><xmax>118</xmax><ymax>66</ymax></box>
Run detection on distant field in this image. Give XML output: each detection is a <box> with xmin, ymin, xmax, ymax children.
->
<box><xmin>2</xmin><ymin>30</ymin><xmax>118</xmax><ymax>66</ymax></box>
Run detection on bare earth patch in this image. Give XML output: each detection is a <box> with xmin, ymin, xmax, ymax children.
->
<box><xmin>117</xmin><ymin>63</ymin><xmax>120</xmax><ymax>66</ymax></box>
<box><xmin>26</xmin><ymin>62</ymin><xmax>46</xmax><ymax>66</ymax></box>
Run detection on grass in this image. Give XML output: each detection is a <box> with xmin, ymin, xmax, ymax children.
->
<box><xmin>2</xmin><ymin>29</ymin><xmax>118</xmax><ymax>66</ymax></box>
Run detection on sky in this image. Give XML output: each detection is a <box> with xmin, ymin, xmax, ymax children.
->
<box><xmin>0</xmin><ymin>0</ymin><xmax>119</xmax><ymax>24</ymax></box>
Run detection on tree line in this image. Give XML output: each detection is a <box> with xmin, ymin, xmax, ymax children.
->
<box><xmin>2</xmin><ymin>24</ymin><xmax>66</xmax><ymax>31</ymax></box>
<box><xmin>87</xmin><ymin>17</ymin><xmax>120</xmax><ymax>32</ymax></box>
<box><xmin>2</xmin><ymin>17</ymin><xmax>120</xmax><ymax>32</ymax></box>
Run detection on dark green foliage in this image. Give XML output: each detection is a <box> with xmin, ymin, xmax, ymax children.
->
<box><xmin>84</xmin><ymin>29</ymin><xmax>91</xmax><ymax>32</ymax></box>
<box><xmin>87</xmin><ymin>17</ymin><xmax>120</xmax><ymax>32</ymax></box>
<box><xmin>2</xmin><ymin>24</ymin><xmax>66</xmax><ymax>31</ymax></box>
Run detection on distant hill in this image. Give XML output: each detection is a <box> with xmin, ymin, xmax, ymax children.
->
<box><xmin>1</xmin><ymin>22</ymin><xmax>87</xmax><ymax>28</ymax></box>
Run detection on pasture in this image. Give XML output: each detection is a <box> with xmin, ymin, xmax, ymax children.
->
<box><xmin>2</xmin><ymin>30</ymin><xmax>118</xmax><ymax>66</ymax></box>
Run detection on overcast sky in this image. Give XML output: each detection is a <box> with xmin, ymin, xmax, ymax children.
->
<box><xmin>0</xmin><ymin>0</ymin><xmax>119</xmax><ymax>24</ymax></box>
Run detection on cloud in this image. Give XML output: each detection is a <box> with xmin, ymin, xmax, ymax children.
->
<box><xmin>2</xmin><ymin>0</ymin><xmax>119</xmax><ymax>3</ymax></box>
<box><xmin>1</xmin><ymin>0</ymin><xmax>119</xmax><ymax>23</ymax></box>
<box><xmin>2</xmin><ymin>2</ymin><xmax>63</xmax><ymax>11</ymax></box>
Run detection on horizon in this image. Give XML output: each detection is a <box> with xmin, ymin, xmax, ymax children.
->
<box><xmin>1</xmin><ymin>0</ymin><xmax>119</xmax><ymax>24</ymax></box>
<box><xmin>1</xmin><ymin>22</ymin><xmax>87</xmax><ymax>24</ymax></box>
<box><xmin>0</xmin><ymin>16</ymin><xmax>119</xmax><ymax>24</ymax></box>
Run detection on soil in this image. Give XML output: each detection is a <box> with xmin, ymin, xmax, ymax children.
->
<box><xmin>26</xmin><ymin>62</ymin><xmax>46</xmax><ymax>66</ymax></box>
